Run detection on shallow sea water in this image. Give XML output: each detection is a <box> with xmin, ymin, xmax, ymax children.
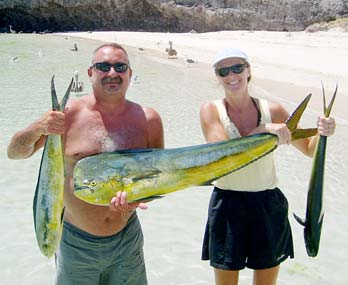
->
<box><xmin>0</xmin><ymin>33</ymin><xmax>347</xmax><ymax>285</ymax></box>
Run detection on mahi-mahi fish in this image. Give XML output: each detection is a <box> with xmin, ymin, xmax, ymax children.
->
<box><xmin>294</xmin><ymin>85</ymin><xmax>338</xmax><ymax>257</ymax></box>
<box><xmin>73</xmin><ymin>94</ymin><xmax>317</xmax><ymax>206</ymax></box>
<box><xmin>33</xmin><ymin>76</ymin><xmax>73</xmax><ymax>258</ymax></box>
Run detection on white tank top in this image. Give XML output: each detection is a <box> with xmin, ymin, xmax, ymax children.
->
<box><xmin>212</xmin><ymin>98</ymin><xmax>278</xmax><ymax>191</ymax></box>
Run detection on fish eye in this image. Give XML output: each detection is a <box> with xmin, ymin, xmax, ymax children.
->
<box><xmin>90</xmin><ymin>180</ymin><xmax>97</xmax><ymax>187</ymax></box>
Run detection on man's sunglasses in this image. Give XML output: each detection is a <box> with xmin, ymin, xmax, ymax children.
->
<box><xmin>216</xmin><ymin>63</ymin><xmax>247</xmax><ymax>77</ymax></box>
<box><xmin>91</xmin><ymin>62</ymin><xmax>130</xmax><ymax>73</ymax></box>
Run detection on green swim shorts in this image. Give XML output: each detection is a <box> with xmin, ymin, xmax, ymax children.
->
<box><xmin>55</xmin><ymin>212</ymin><xmax>147</xmax><ymax>285</ymax></box>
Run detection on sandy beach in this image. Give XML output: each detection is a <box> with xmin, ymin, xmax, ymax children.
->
<box><xmin>61</xmin><ymin>30</ymin><xmax>348</xmax><ymax>122</ymax></box>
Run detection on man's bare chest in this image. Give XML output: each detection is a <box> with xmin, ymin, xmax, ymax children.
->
<box><xmin>64</xmin><ymin>121</ymin><xmax>148</xmax><ymax>161</ymax></box>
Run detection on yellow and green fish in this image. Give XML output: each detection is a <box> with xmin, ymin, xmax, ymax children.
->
<box><xmin>294</xmin><ymin>85</ymin><xmax>338</xmax><ymax>257</ymax></box>
<box><xmin>33</xmin><ymin>76</ymin><xmax>72</xmax><ymax>258</ymax></box>
<box><xmin>73</xmin><ymin>94</ymin><xmax>317</xmax><ymax>206</ymax></box>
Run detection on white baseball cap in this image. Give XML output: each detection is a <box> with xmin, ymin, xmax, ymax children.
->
<box><xmin>212</xmin><ymin>47</ymin><xmax>249</xmax><ymax>67</ymax></box>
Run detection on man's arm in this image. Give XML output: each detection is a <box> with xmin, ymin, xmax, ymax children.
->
<box><xmin>7</xmin><ymin>110</ymin><xmax>65</xmax><ymax>159</ymax></box>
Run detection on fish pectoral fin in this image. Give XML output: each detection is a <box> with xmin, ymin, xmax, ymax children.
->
<box><xmin>318</xmin><ymin>211</ymin><xmax>325</xmax><ymax>224</ymax></box>
<box><xmin>199</xmin><ymin>181</ymin><xmax>214</xmax><ymax>186</ymax></box>
<box><xmin>128</xmin><ymin>169</ymin><xmax>161</xmax><ymax>182</ymax></box>
<box><xmin>60</xmin><ymin>207</ymin><xmax>66</xmax><ymax>225</ymax></box>
<box><xmin>293</xmin><ymin>213</ymin><xmax>306</xmax><ymax>226</ymax></box>
<box><xmin>133</xmin><ymin>195</ymin><xmax>164</xmax><ymax>203</ymax></box>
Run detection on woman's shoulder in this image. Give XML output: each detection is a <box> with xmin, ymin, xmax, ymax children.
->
<box><xmin>200</xmin><ymin>100</ymin><xmax>224</xmax><ymax>126</ymax></box>
<box><xmin>200</xmin><ymin>99</ymin><xmax>222</xmax><ymax>110</ymax></box>
<box><xmin>266</xmin><ymin>100</ymin><xmax>289</xmax><ymax>123</ymax></box>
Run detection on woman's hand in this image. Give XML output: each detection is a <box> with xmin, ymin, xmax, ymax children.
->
<box><xmin>317</xmin><ymin>116</ymin><xmax>336</xmax><ymax>137</ymax></box>
<box><xmin>265</xmin><ymin>123</ymin><xmax>291</xmax><ymax>145</ymax></box>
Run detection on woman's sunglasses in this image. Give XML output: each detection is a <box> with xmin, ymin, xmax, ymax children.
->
<box><xmin>216</xmin><ymin>63</ymin><xmax>247</xmax><ymax>77</ymax></box>
<box><xmin>91</xmin><ymin>62</ymin><xmax>129</xmax><ymax>73</ymax></box>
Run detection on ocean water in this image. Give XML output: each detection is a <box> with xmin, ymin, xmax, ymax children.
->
<box><xmin>0</xmin><ymin>33</ymin><xmax>347</xmax><ymax>285</ymax></box>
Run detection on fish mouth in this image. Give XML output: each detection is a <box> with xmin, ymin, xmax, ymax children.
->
<box><xmin>73</xmin><ymin>184</ymin><xmax>93</xmax><ymax>193</ymax></box>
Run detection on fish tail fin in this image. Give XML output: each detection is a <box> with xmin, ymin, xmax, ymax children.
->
<box><xmin>50</xmin><ymin>75</ymin><xmax>74</xmax><ymax>112</ymax></box>
<box><xmin>285</xmin><ymin>94</ymin><xmax>318</xmax><ymax>141</ymax></box>
<box><xmin>50</xmin><ymin>76</ymin><xmax>73</xmax><ymax>178</ymax></box>
<box><xmin>322</xmin><ymin>83</ymin><xmax>338</xmax><ymax>117</ymax></box>
<box><xmin>51</xmin><ymin>75</ymin><xmax>59</xmax><ymax>111</ymax></box>
<box><xmin>293</xmin><ymin>213</ymin><xmax>306</xmax><ymax>227</ymax></box>
<box><xmin>285</xmin><ymin>94</ymin><xmax>311</xmax><ymax>131</ymax></box>
<box><xmin>291</xmin><ymin>128</ymin><xmax>318</xmax><ymax>141</ymax></box>
<box><xmin>59</xmin><ymin>78</ymin><xmax>74</xmax><ymax>112</ymax></box>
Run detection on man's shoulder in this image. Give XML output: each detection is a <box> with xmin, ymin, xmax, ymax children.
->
<box><xmin>66</xmin><ymin>95</ymin><xmax>92</xmax><ymax>112</ymax></box>
<box><xmin>142</xmin><ymin>105</ymin><xmax>162</xmax><ymax>121</ymax></box>
<box><xmin>126</xmin><ymin>100</ymin><xmax>161</xmax><ymax>118</ymax></box>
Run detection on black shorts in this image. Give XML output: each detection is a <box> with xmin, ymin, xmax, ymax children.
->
<box><xmin>201</xmin><ymin>187</ymin><xmax>294</xmax><ymax>270</ymax></box>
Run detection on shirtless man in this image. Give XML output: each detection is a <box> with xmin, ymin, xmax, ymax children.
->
<box><xmin>7</xmin><ymin>43</ymin><xmax>164</xmax><ymax>284</ymax></box>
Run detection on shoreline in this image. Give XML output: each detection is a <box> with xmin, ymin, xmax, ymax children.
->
<box><xmin>57</xmin><ymin>30</ymin><xmax>348</xmax><ymax>121</ymax></box>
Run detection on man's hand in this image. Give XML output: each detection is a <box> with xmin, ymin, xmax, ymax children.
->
<box><xmin>40</xmin><ymin>110</ymin><xmax>65</xmax><ymax>135</ymax></box>
<box><xmin>109</xmin><ymin>191</ymin><xmax>148</xmax><ymax>212</ymax></box>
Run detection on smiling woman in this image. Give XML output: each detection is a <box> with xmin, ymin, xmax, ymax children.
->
<box><xmin>199</xmin><ymin>46</ymin><xmax>337</xmax><ymax>285</ymax></box>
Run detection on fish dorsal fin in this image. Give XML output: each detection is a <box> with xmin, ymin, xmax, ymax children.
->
<box><xmin>116</xmin><ymin>148</ymin><xmax>161</xmax><ymax>155</ymax></box>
